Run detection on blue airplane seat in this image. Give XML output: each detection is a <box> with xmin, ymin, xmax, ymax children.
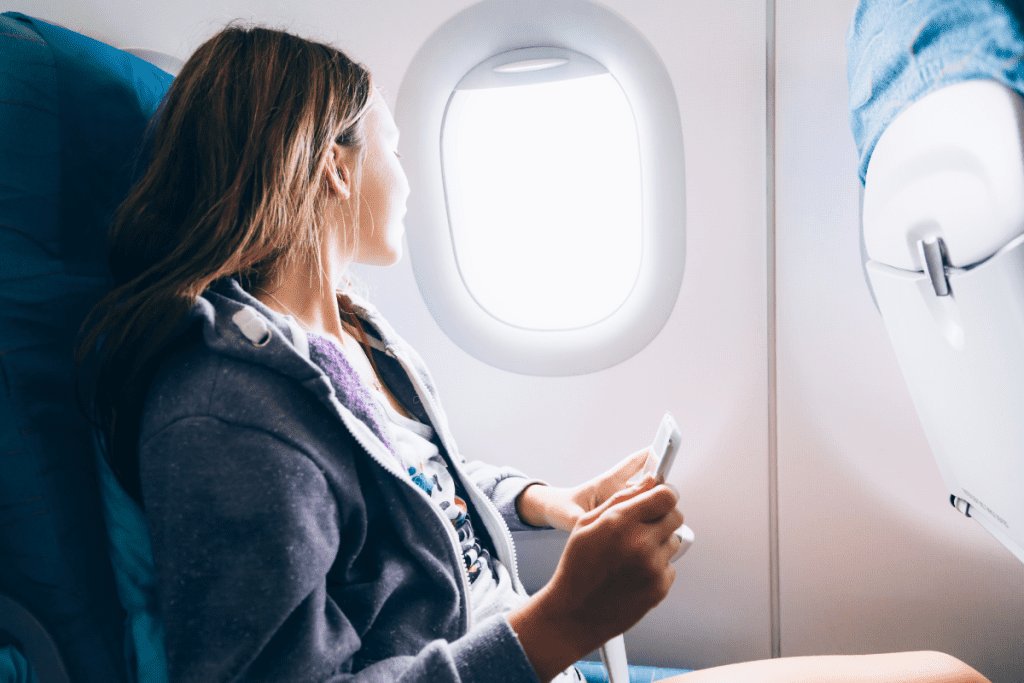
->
<box><xmin>0</xmin><ymin>12</ymin><xmax>173</xmax><ymax>683</ymax></box>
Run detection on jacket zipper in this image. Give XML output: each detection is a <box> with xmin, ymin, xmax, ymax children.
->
<box><xmin>253</xmin><ymin>306</ymin><xmax>480</xmax><ymax>632</ymax></box>
<box><xmin>314</xmin><ymin>304</ymin><xmax>526</xmax><ymax>629</ymax></box>
<box><xmin>319</xmin><ymin>389</ymin><xmax>477</xmax><ymax>632</ymax></box>
<box><xmin>379</xmin><ymin>347</ymin><xmax>525</xmax><ymax>599</ymax></box>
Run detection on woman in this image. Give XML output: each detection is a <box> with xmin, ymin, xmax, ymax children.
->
<box><xmin>77</xmin><ymin>24</ymin><xmax>988</xmax><ymax>683</ymax></box>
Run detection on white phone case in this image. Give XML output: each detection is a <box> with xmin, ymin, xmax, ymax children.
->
<box><xmin>652</xmin><ymin>413</ymin><xmax>681</xmax><ymax>483</ymax></box>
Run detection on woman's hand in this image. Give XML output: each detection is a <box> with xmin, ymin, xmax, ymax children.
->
<box><xmin>508</xmin><ymin>475</ymin><xmax>684</xmax><ymax>682</ymax></box>
<box><xmin>516</xmin><ymin>448</ymin><xmax>652</xmax><ymax>531</ymax></box>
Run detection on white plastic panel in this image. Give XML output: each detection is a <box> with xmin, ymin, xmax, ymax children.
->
<box><xmin>867</xmin><ymin>244</ymin><xmax>1024</xmax><ymax>563</ymax></box>
<box><xmin>864</xmin><ymin>80</ymin><xmax>1024</xmax><ymax>271</ymax></box>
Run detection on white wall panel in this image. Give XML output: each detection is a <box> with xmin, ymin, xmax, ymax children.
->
<box><xmin>775</xmin><ymin>1</ymin><xmax>1024</xmax><ymax>681</ymax></box>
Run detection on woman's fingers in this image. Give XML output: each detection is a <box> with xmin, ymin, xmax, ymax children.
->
<box><xmin>618</xmin><ymin>501</ymin><xmax>683</xmax><ymax>566</ymax></box>
<box><xmin>656</xmin><ymin>513</ymin><xmax>687</xmax><ymax>562</ymax></box>
<box><xmin>579</xmin><ymin>481</ymin><xmax>682</xmax><ymax>570</ymax></box>
<box><xmin>573</xmin><ymin>445</ymin><xmax>670</xmax><ymax>519</ymax></box>
<box><xmin>612</xmin><ymin>488</ymin><xmax>683</xmax><ymax>567</ymax></box>
<box><xmin>546</xmin><ymin>476</ymin><xmax>685</xmax><ymax>649</ymax></box>
<box><xmin>578</xmin><ymin>478</ymin><xmax>680</xmax><ymax>551</ymax></box>
<box><xmin>577</xmin><ymin>473</ymin><xmax>656</xmax><ymax>525</ymax></box>
<box><xmin>658</xmin><ymin>505</ymin><xmax>685</xmax><ymax>533</ymax></box>
<box><xmin>611</xmin><ymin>480</ymin><xmax>679</xmax><ymax>524</ymax></box>
<box><xmin>665</xmin><ymin>532</ymin><xmax>683</xmax><ymax>556</ymax></box>
<box><xmin>574</xmin><ymin>449</ymin><xmax>653</xmax><ymax>512</ymax></box>
<box><xmin>614</xmin><ymin>447</ymin><xmax>653</xmax><ymax>482</ymax></box>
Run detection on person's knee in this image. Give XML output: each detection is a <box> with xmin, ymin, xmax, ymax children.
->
<box><xmin>645</xmin><ymin>650</ymin><xmax>991</xmax><ymax>683</ymax></box>
<box><xmin>906</xmin><ymin>650</ymin><xmax>990</xmax><ymax>683</ymax></box>
<box><xmin>856</xmin><ymin>651</ymin><xmax>989</xmax><ymax>683</ymax></box>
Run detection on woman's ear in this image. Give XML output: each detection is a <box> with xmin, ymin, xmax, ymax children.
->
<box><xmin>325</xmin><ymin>142</ymin><xmax>353</xmax><ymax>200</ymax></box>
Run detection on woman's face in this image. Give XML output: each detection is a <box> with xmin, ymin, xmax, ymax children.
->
<box><xmin>352</xmin><ymin>90</ymin><xmax>409</xmax><ymax>266</ymax></box>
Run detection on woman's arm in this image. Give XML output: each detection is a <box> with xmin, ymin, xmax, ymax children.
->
<box><xmin>515</xmin><ymin>449</ymin><xmax>652</xmax><ymax>531</ymax></box>
<box><xmin>465</xmin><ymin>447</ymin><xmax>654</xmax><ymax>532</ymax></box>
<box><xmin>460</xmin><ymin>459</ymin><xmax>555</xmax><ymax>531</ymax></box>
<box><xmin>139</xmin><ymin>415</ymin><xmax>541</xmax><ymax>683</ymax></box>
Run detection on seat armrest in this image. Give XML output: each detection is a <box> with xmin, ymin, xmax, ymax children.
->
<box><xmin>0</xmin><ymin>593</ymin><xmax>71</xmax><ymax>683</ymax></box>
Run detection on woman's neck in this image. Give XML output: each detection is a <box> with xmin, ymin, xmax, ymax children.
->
<box><xmin>254</xmin><ymin>262</ymin><xmax>346</xmax><ymax>342</ymax></box>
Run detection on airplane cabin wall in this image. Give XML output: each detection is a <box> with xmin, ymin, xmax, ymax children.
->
<box><xmin>8</xmin><ymin>0</ymin><xmax>1023</xmax><ymax>679</ymax></box>
<box><xmin>775</xmin><ymin>1</ymin><xmax>1024</xmax><ymax>680</ymax></box>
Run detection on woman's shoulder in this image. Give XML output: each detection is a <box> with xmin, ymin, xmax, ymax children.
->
<box><xmin>139</xmin><ymin>326</ymin><xmax>332</xmax><ymax>448</ymax></box>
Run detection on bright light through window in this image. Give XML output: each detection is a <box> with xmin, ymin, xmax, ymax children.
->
<box><xmin>442</xmin><ymin>72</ymin><xmax>643</xmax><ymax>330</ymax></box>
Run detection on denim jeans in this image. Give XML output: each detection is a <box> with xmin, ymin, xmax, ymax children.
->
<box><xmin>848</xmin><ymin>0</ymin><xmax>1024</xmax><ymax>183</ymax></box>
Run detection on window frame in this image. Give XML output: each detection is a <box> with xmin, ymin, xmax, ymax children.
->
<box><xmin>395</xmin><ymin>0</ymin><xmax>686</xmax><ymax>375</ymax></box>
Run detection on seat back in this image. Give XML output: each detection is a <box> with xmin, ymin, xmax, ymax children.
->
<box><xmin>862</xmin><ymin>79</ymin><xmax>1024</xmax><ymax>565</ymax></box>
<box><xmin>0</xmin><ymin>13</ymin><xmax>173</xmax><ymax>683</ymax></box>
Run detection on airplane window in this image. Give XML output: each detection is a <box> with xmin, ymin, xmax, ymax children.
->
<box><xmin>442</xmin><ymin>49</ymin><xmax>642</xmax><ymax>330</ymax></box>
<box><xmin>397</xmin><ymin>0</ymin><xmax>685</xmax><ymax>375</ymax></box>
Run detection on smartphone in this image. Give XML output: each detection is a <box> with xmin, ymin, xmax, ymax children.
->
<box><xmin>629</xmin><ymin>413</ymin><xmax>693</xmax><ymax>560</ymax></box>
<box><xmin>652</xmin><ymin>412</ymin><xmax>681</xmax><ymax>484</ymax></box>
<box><xmin>629</xmin><ymin>412</ymin><xmax>682</xmax><ymax>485</ymax></box>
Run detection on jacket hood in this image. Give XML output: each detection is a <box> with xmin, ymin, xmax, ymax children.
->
<box><xmin>185</xmin><ymin>277</ymin><xmax>402</xmax><ymax>469</ymax></box>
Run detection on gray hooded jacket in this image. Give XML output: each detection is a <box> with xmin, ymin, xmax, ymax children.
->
<box><xmin>137</xmin><ymin>278</ymin><xmax>547</xmax><ymax>683</ymax></box>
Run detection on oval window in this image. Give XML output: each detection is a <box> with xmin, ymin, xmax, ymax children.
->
<box><xmin>396</xmin><ymin>0</ymin><xmax>686</xmax><ymax>375</ymax></box>
<box><xmin>442</xmin><ymin>48</ymin><xmax>642</xmax><ymax>330</ymax></box>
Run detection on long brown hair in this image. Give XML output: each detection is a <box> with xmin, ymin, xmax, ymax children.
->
<box><xmin>75</xmin><ymin>25</ymin><xmax>373</xmax><ymax>500</ymax></box>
